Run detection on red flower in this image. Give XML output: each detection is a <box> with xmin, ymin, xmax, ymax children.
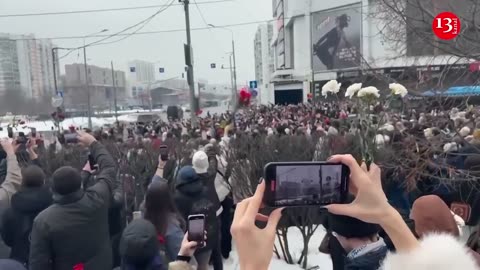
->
<box><xmin>157</xmin><ymin>234</ymin><xmax>166</xmax><ymax>244</ymax></box>
<box><xmin>73</xmin><ymin>263</ymin><xmax>84</xmax><ymax>270</ymax></box>
<box><xmin>238</xmin><ymin>88</ymin><xmax>252</xmax><ymax>107</ymax></box>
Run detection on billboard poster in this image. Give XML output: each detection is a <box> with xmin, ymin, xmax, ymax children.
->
<box><xmin>312</xmin><ymin>3</ymin><xmax>362</xmax><ymax>72</ymax></box>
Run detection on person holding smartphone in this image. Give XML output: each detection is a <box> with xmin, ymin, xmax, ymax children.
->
<box><xmin>174</xmin><ymin>166</ymin><xmax>218</xmax><ymax>270</ymax></box>
<box><xmin>29</xmin><ymin>132</ymin><xmax>119</xmax><ymax>270</ymax></box>
<box><xmin>0</xmin><ymin>139</ymin><xmax>22</xmax><ymax>208</ymax></box>
<box><xmin>230</xmin><ymin>155</ymin><xmax>479</xmax><ymax>270</ymax></box>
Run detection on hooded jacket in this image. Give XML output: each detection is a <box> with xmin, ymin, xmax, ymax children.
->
<box><xmin>174</xmin><ymin>166</ymin><xmax>218</xmax><ymax>252</ymax></box>
<box><xmin>1</xmin><ymin>187</ymin><xmax>52</xmax><ymax>265</ymax></box>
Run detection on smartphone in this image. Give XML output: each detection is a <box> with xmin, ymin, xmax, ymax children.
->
<box><xmin>31</xmin><ymin>128</ymin><xmax>37</xmax><ymax>138</ymax></box>
<box><xmin>263</xmin><ymin>162</ymin><xmax>350</xmax><ymax>207</ymax></box>
<box><xmin>88</xmin><ymin>154</ymin><xmax>97</xmax><ymax>170</ymax></box>
<box><xmin>64</xmin><ymin>133</ymin><xmax>78</xmax><ymax>144</ymax></box>
<box><xmin>7</xmin><ymin>127</ymin><xmax>13</xmax><ymax>139</ymax></box>
<box><xmin>16</xmin><ymin>132</ymin><xmax>27</xmax><ymax>145</ymax></box>
<box><xmin>187</xmin><ymin>214</ymin><xmax>205</xmax><ymax>246</ymax></box>
<box><xmin>159</xmin><ymin>145</ymin><xmax>169</xmax><ymax>161</ymax></box>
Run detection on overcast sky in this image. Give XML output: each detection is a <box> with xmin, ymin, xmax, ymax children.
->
<box><xmin>1</xmin><ymin>0</ymin><xmax>272</xmax><ymax>85</ymax></box>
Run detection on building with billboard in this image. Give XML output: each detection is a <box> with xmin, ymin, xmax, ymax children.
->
<box><xmin>270</xmin><ymin>0</ymin><xmax>480</xmax><ymax>104</ymax></box>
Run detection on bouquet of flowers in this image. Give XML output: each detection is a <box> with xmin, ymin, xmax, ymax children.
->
<box><xmin>322</xmin><ymin>80</ymin><xmax>408</xmax><ymax>165</ymax></box>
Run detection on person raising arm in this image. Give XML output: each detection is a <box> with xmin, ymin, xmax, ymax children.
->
<box><xmin>0</xmin><ymin>139</ymin><xmax>22</xmax><ymax>207</ymax></box>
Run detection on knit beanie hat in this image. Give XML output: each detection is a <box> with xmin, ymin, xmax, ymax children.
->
<box><xmin>119</xmin><ymin>219</ymin><xmax>159</xmax><ymax>264</ymax></box>
<box><xmin>176</xmin><ymin>166</ymin><xmax>200</xmax><ymax>187</ymax></box>
<box><xmin>459</xmin><ymin>126</ymin><xmax>471</xmax><ymax>137</ymax></box>
<box><xmin>192</xmin><ymin>151</ymin><xmax>209</xmax><ymax>174</ymax></box>
<box><xmin>411</xmin><ymin>195</ymin><xmax>459</xmax><ymax>238</ymax></box>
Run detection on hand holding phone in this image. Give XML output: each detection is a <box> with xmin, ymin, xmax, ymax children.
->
<box><xmin>88</xmin><ymin>154</ymin><xmax>98</xmax><ymax>171</ymax></box>
<box><xmin>187</xmin><ymin>214</ymin><xmax>206</xmax><ymax>247</ymax></box>
<box><xmin>7</xmin><ymin>127</ymin><xmax>13</xmax><ymax>139</ymax></box>
<box><xmin>178</xmin><ymin>233</ymin><xmax>200</xmax><ymax>257</ymax></box>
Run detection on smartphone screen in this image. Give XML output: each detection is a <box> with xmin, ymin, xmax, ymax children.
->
<box><xmin>187</xmin><ymin>215</ymin><xmax>205</xmax><ymax>244</ymax></box>
<box><xmin>64</xmin><ymin>133</ymin><xmax>78</xmax><ymax>144</ymax></box>
<box><xmin>31</xmin><ymin>128</ymin><xmax>37</xmax><ymax>138</ymax></box>
<box><xmin>159</xmin><ymin>145</ymin><xmax>169</xmax><ymax>161</ymax></box>
<box><xmin>7</xmin><ymin>127</ymin><xmax>13</xmax><ymax>139</ymax></box>
<box><xmin>88</xmin><ymin>154</ymin><xmax>96</xmax><ymax>170</ymax></box>
<box><xmin>263</xmin><ymin>162</ymin><xmax>349</xmax><ymax>207</ymax></box>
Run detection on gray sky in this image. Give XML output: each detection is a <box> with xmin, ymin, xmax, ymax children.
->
<box><xmin>1</xmin><ymin>0</ymin><xmax>272</xmax><ymax>85</ymax></box>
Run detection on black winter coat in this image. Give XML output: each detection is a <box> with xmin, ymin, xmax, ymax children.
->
<box><xmin>1</xmin><ymin>187</ymin><xmax>52</xmax><ymax>265</ymax></box>
<box><xmin>28</xmin><ymin>142</ymin><xmax>118</xmax><ymax>270</ymax></box>
<box><xmin>174</xmin><ymin>179</ymin><xmax>218</xmax><ymax>252</ymax></box>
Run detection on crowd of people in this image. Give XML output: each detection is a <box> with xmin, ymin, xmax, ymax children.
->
<box><xmin>0</xmin><ymin>100</ymin><xmax>480</xmax><ymax>270</ymax></box>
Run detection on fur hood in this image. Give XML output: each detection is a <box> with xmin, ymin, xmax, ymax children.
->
<box><xmin>382</xmin><ymin>233</ymin><xmax>479</xmax><ymax>270</ymax></box>
<box><xmin>169</xmin><ymin>261</ymin><xmax>192</xmax><ymax>270</ymax></box>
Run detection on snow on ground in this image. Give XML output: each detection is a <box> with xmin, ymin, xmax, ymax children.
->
<box><xmin>216</xmin><ymin>226</ymin><xmax>332</xmax><ymax>270</ymax></box>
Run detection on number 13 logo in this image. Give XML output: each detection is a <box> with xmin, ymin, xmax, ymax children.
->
<box><xmin>433</xmin><ymin>12</ymin><xmax>461</xmax><ymax>40</ymax></box>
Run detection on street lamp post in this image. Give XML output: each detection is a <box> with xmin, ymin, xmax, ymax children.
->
<box><xmin>208</xmin><ymin>24</ymin><xmax>237</xmax><ymax>108</ymax></box>
<box><xmin>83</xmin><ymin>29</ymin><xmax>108</xmax><ymax>129</ymax></box>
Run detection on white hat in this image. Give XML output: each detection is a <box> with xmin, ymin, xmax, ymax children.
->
<box><xmin>459</xmin><ymin>126</ymin><xmax>471</xmax><ymax>137</ymax></box>
<box><xmin>267</xmin><ymin>128</ymin><xmax>274</xmax><ymax>136</ymax></box>
<box><xmin>192</xmin><ymin>151</ymin><xmax>209</xmax><ymax>174</ymax></box>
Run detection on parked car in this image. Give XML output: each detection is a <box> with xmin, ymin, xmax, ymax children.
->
<box><xmin>167</xmin><ymin>106</ymin><xmax>184</xmax><ymax>120</ymax></box>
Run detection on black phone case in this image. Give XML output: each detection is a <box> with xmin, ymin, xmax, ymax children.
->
<box><xmin>187</xmin><ymin>218</ymin><xmax>205</xmax><ymax>244</ymax></box>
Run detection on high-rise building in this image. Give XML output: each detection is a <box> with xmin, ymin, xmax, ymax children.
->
<box><xmin>0</xmin><ymin>33</ymin><xmax>59</xmax><ymax>100</ymax></box>
<box><xmin>254</xmin><ymin>23</ymin><xmax>274</xmax><ymax>104</ymax></box>
<box><xmin>127</xmin><ymin>60</ymin><xmax>155</xmax><ymax>98</ymax></box>
<box><xmin>63</xmin><ymin>63</ymin><xmax>126</xmax><ymax>110</ymax></box>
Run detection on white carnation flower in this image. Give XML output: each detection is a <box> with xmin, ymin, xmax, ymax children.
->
<box><xmin>357</xmin><ymin>86</ymin><xmax>380</xmax><ymax>98</ymax></box>
<box><xmin>345</xmin><ymin>83</ymin><xmax>362</xmax><ymax>99</ymax></box>
<box><xmin>321</xmin><ymin>80</ymin><xmax>341</xmax><ymax>97</ymax></box>
<box><xmin>424</xmin><ymin>128</ymin><xmax>433</xmax><ymax>139</ymax></box>
<box><xmin>389</xmin><ymin>83</ymin><xmax>408</xmax><ymax>98</ymax></box>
